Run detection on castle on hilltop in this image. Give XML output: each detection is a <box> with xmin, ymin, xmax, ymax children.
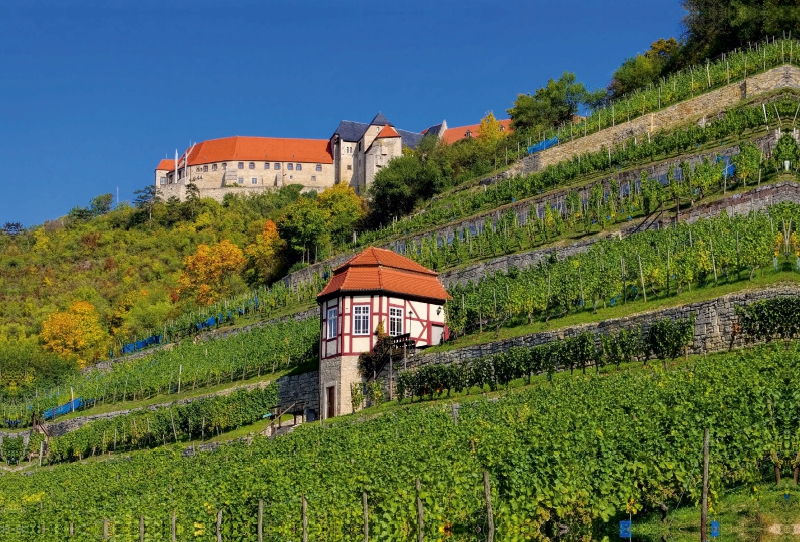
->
<box><xmin>155</xmin><ymin>113</ymin><xmax>512</xmax><ymax>201</ymax></box>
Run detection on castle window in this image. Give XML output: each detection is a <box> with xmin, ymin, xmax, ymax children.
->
<box><xmin>353</xmin><ymin>305</ymin><xmax>370</xmax><ymax>335</ymax></box>
<box><xmin>160</xmin><ymin>177</ymin><xmax>166</xmax><ymax>185</ymax></box>
<box><xmin>264</xmin><ymin>162</ymin><xmax>269</xmax><ymax>169</ymax></box>
<box><xmin>274</xmin><ymin>163</ymin><xmax>280</xmax><ymax>170</ymax></box>
<box><xmin>222</xmin><ymin>163</ymin><xmax>227</xmax><ymax>170</ymax></box>
<box><xmin>311</xmin><ymin>175</ymin><xmax>316</xmax><ymax>182</ymax></box>
<box><xmin>326</xmin><ymin>307</ymin><xmax>338</xmax><ymax>339</ymax></box>
<box><xmin>212</xmin><ymin>164</ymin><xmax>217</xmax><ymax>171</ymax></box>
<box><xmin>249</xmin><ymin>162</ymin><xmax>255</xmax><ymax>169</ymax></box>
<box><xmin>287</xmin><ymin>163</ymin><xmax>293</xmax><ymax>171</ymax></box>
<box><xmin>347</xmin><ymin>165</ymin><xmax>352</xmax><ymax>170</ymax></box>
<box><xmin>203</xmin><ymin>165</ymin><xmax>208</xmax><ymax>172</ymax></box>
<box><xmin>296</xmin><ymin>164</ymin><xmax>302</xmax><ymax>171</ymax></box>
<box><xmin>389</xmin><ymin>307</ymin><xmax>403</xmax><ymax>336</ymax></box>
<box><xmin>251</xmin><ymin>178</ymin><xmax>258</xmax><ymax>185</ymax></box>
<box><xmin>316</xmin><ymin>164</ymin><xmax>322</xmax><ymax>171</ymax></box>
<box><xmin>238</xmin><ymin>177</ymin><xmax>244</xmax><ymax>184</ymax></box>
<box><xmin>238</xmin><ymin>162</ymin><xmax>244</xmax><ymax>169</ymax></box>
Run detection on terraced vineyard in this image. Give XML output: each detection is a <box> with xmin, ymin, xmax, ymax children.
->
<box><xmin>4</xmin><ymin>318</ymin><xmax>318</xmax><ymax>427</ymax></box>
<box><xmin>4</xmin><ymin>345</ymin><xmax>797</xmax><ymax>541</ymax></box>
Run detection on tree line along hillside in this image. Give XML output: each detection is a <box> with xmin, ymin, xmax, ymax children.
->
<box><xmin>1</xmin><ymin>7</ymin><xmax>795</xmax><ymax>394</ymax></box>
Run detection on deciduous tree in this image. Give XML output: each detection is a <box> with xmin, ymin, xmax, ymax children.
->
<box><xmin>40</xmin><ymin>301</ymin><xmax>107</xmax><ymax>368</ymax></box>
<box><xmin>178</xmin><ymin>240</ymin><xmax>246</xmax><ymax>305</ymax></box>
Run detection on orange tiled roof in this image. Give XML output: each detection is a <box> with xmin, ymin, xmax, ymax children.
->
<box><xmin>318</xmin><ymin>247</ymin><xmax>449</xmax><ymax>302</ymax></box>
<box><xmin>179</xmin><ymin>136</ymin><xmax>333</xmax><ymax>167</ymax></box>
<box><xmin>376</xmin><ymin>125</ymin><xmax>400</xmax><ymax>139</ymax></box>
<box><xmin>441</xmin><ymin>119</ymin><xmax>513</xmax><ymax>145</ymax></box>
<box><xmin>155</xmin><ymin>158</ymin><xmax>174</xmax><ymax>171</ymax></box>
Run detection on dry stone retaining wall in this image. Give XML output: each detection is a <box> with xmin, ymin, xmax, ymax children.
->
<box><xmin>410</xmin><ymin>285</ymin><xmax>800</xmax><ymax>368</ymax></box>
<box><xmin>513</xmin><ymin>65</ymin><xmax>800</xmax><ymax>176</ymax></box>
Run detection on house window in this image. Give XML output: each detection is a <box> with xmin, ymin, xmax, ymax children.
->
<box><xmin>251</xmin><ymin>178</ymin><xmax>258</xmax><ymax>185</ymax></box>
<box><xmin>160</xmin><ymin>177</ymin><xmax>166</xmax><ymax>185</ymax></box>
<box><xmin>249</xmin><ymin>162</ymin><xmax>255</xmax><ymax>169</ymax></box>
<box><xmin>203</xmin><ymin>165</ymin><xmax>208</xmax><ymax>172</ymax></box>
<box><xmin>265</xmin><ymin>162</ymin><xmax>270</xmax><ymax>169</ymax></box>
<box><xmin>287</xmin><ymin>163</ymin><xmax>293</xmax><ymax>170</ymax></box>
<box><xmin>238</xmin><ymin>162</ymin><xmax>244</xmax><ymax>169</ymax></box>
<box><xmin>316</xmin><ymin>164</ymin><xmax>322</xmax><ymax>171</ymax></box>
<box><xmin>327</xmin><ymin>307</ymin><xmax>338</xmax><ymax>339</ymax></box>
<box><xmin>222</xmin><ymin>163</ymin><xmax>227</xmax><ymax>170</ymax></box>
<box><xmin>353</xmin><ymin>305</ymin><xmax>370</xmax><ymax>335</ymax></box>
<box><xmin>274</xmin><ymin>163</ymin><xmax>280</xmax><ymax>170</ymax></box>
<box><xmin>347</xmin><ymin>165</ymin><xmax>352</xmax><ymax>170</ymax></box>
<box><xmin>238</xmin><ymin>177</ymin><xmax>244</xmax><ymax>184</ymax></box>
<box><xmin>212</xmin><ymin>164</ymin><xmax>217</xmax><ymax>171</ymax></box>
<box><xmin>311</xmin><ymin>175</ymin><xmax>316</xmax><ymax>182</ymax></box>
<box><xmin>389</xmin><ymin>307</ymin><xmax>403</xmax><ymax>336</ymax></box>
<box><xmin>296</xmin><ymin>164</ymin><xmax>302</xmax><ymax>171</ymax></box>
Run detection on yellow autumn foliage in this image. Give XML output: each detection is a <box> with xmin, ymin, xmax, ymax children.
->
<box><xmin>40</xmin><ymin>301</ymin><xmax>106</xmax><ymax>368</ymax></box>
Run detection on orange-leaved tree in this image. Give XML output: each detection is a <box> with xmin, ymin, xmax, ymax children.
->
<box><xmin>40</xmin><ymin>301</ymin><xmax>107</xmax><ymax>368</ymax></box>
<box><xmin>245</xmin><ymin>219</ymin><xmax>285</xmax><ymax>284</ymax></box>
<box><xmin>178</xmin><ymin>239</ymin><xmax>246</xmax><ymax>305</ymax></box>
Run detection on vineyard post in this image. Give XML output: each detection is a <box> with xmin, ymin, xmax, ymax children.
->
<box><xmin>216</xmin><ymin>508</ymin><xmax>223</xmax><ymax>542</ymax></box>
<box><xmin>416</xmin><ymin>478</ymin><xmax>424</xmax><ymax>542</ymax></box>
<box><xmin>170</xmin><ymin>409</ymin><xmax>178</xmax><ymax>443</ymax></box>
<box><xmin>69</xmin><ymin>521</ymin><xmax>74</xmax><ymax>537</ymax></box>
<box><xmin>701</xmin><ymin>428</ymin><xmax>709</xmax><ymax>542</ymax></box>
<box><xmin>171</xmin><ymin>511</ymin><xmax>176</xmax><ymax>542</ymax></box>
<box><xmin>363</xmin><ymin>491</ymin><xmax>369</xmax><ymax>541</ymax></box>
<box><xmin>38</xmin><ymin>440</ymin><xmax>43</xmax><ymax>467</ymax></box>
<box><xmin>709</xmin><ymin>238</ymin><xmax>718</xmax><ymax>286</ymax></box>
<box><xmin>258</xmin><ymin>500</ymin><xmax>263</xmax><ymax>542</ymax></box>
<box><xmin>621</xmin><ymin>257</ymin><xmax>627</xmax><ymax>304</ymax></box>
<box><xmin>637</xmin><ymin>254</ymin><xmax>647</xmax><ymax>303</ymax></box>
<box><xmin>483</xmin><ymin>471</ymin><xmax>495</xmax><ymax>542</ymax></box>
<box><xmin>177</xmin><ymin>364</ymin><xmax>182</xmax><ymax>395</ymax></box>
<box><xmin>103</xmin><ymin>517</ymin><xmax>108</xmax><ymax>539</ymax></box>
<box><xmin>139</xmin><ymin>516</ymin><xmax>144</xmax><ymax>542</ymax></box>
<box><xmin>302</xmin><ymin>495</ymin><xmax>308</xmax><ymax>542</ymax></box>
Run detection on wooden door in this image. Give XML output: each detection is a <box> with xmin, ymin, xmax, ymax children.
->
<box><xmin>326</xmin><ymin>386</ymin><xmax>335</xmax><ymax>419</ymax></box>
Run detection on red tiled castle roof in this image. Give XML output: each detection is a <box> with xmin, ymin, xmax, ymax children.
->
<box><xmin>318</xmin><ymin>247</ymin><xmax>450</xmax><ymax>302</ymax></box>
<box><xmin>155</xmin><ymin>159</ymin><xmax>174</xmax><ymax>171</ymax></box>
<box><xmin>173</xmin><ymin>136</ymin><xmax>333</xmax><ymax>169</ymax></box>
<box><xmin>441</xmin><ymin>119</ymin><xmax>513</xmax><ymax>144</ymax></box>
<box><xmin>376</xmin><ymin>125</ymin><xmax>400</xmax><ymax>139</ymax></box>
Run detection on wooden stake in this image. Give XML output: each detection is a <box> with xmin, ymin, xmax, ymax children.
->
<box><xmin>171</xmin><ymin>511</ymin><xmax>177</xmax><ymax>542</ymax></box>
<box><xmin>258</xmin><ymin>500</ymin><xmax>263</xmax><ymax>542</ymax></box>
<box><xmin>302</xmin><ymin>495</ymin><xmax>308</xmax><ymax>542</ymax></box>
<box><xmin>216</xmin><ymin>508</ymin><xmax>223</xmax><ymax>542</ymax></box>
<box><xmin>483</xmin><ymin>471</ymin><xmax>495</xmax><ymax>542</ymax></box>
<box><xmin>416</xmin><ymin>478</ymin><xmax>424</xmax><ymax>542</ymax></box>
<box><xmin>363</xmin><ymin>491</ymin><xmax>369</xmax><ymax>541</ymax></box>
<box><xmin>701</xmin><ymin>428</ymin><xmax>709</xmax><ymax>542</ymax></box>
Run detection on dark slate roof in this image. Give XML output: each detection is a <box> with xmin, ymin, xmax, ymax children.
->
<box><xmin>333</xmin><ymin>120</ymin><xmax>370</xmax><ymax>142</ymax></box>
<box><xmin>421</xmin><ymin>123</ymin><xmax>444</xmax><ymax>136</ymax></box>
<box><xmin>370</xmin><ymin>112</ymin><xmax>392</xmax><ymax>126</ymax></box>
<box><xmin>398</xmin><ymin>129</ymin><xmax>424</xmax><ymax>150</ymax></box>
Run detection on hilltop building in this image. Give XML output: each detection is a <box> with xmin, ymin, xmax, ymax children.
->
<box><xmin>156</xmin><ymin>113</ymin><xmax>425</xmax><ymax>201</ymax></box>
<box><xmin>329</xmin><ymin>112</ymin><xmax>425</xmax><ymax>193</ymax></box>
<box><xmin>316</xmin><ymin>247</ymin><xmax>450</xmax><ymax>418</ymax></box>
<box><xmin>422</xmin><ymin>118</ymin><xmax>513</xmax><ymax>144</ymax></box>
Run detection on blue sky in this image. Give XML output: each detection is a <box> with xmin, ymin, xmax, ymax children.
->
<box><xmin>0</xmin><ymin>0</ymin><xmax>685</xmax><ymax>226</ymax></box>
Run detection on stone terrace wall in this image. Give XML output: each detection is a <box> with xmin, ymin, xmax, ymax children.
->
<box><xmin>408</xmin><ymin>284</ymin><xmax>800</xmax><ymax>370</ymax></box>
<box><xmin>682</xmin><ymin>180</ymin><xmax>800</xmax><ymax>223</ymax></box>
<box><xmin>514</xmin><ymin>65</ymin><xmax>800</xmax><ymax>176</ymax></box>
<box><xmin>437</xmin><ymin>181</ymin><xmax>800</xmax><ymax>289</ymax></box>
<box><xmin>277</xmin><ymin>370</ymin><xmax>319</xmax><ymax>420</ymax></box>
